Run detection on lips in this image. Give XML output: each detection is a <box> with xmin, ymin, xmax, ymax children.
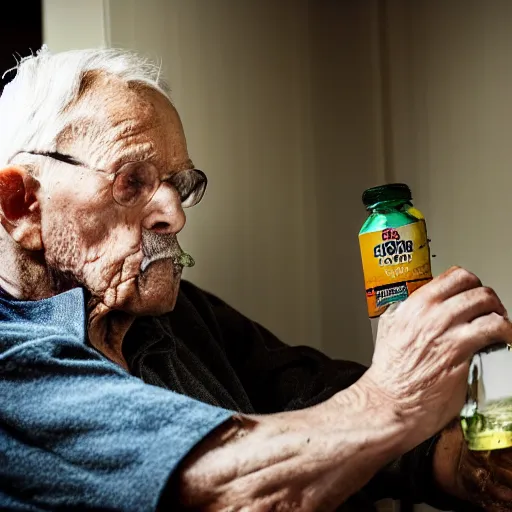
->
<box><xmin>140</xmin><ymin>229</ymin><xmax>195</xmax><ymax>272</ymax></box>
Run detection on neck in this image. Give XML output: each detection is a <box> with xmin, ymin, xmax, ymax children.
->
<box><xmin>87</xmin><ymin>299</ymin><xmax>135</xmax><ymax>371</ymax></box>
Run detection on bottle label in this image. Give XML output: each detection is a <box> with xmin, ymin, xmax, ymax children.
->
<box><xmin>359</xmin><ymin>220</ymin><xmax>432</xmax><ymax>318</ymax></box>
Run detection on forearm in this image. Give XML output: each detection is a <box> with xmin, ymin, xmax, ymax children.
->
<box><xmin>177</xmin><ymin>377</ymin><xmax>409</xmax><ymax>511</ymax></box>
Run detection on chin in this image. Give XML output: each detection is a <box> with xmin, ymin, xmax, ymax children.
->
<box><xmin>130</xmin><ymin>260</ymin><xmax>182</xmax><ymax>315</ymax></box>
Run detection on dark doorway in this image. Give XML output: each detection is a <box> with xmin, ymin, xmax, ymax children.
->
<box><xmin>0</xmin><ymin>0</ymin><xmax>43</xmax><ymax>94</ymax></box>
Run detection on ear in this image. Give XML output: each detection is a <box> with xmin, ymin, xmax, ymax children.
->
<box><xmin>0</xmin><ymin>166</ymin><xmax>42</xmax><ymax>251</ymax></box>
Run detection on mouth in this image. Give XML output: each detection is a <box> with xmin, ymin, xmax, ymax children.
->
<box><xmin>140</xmin><ymin>230</ymin><xmax>195</xmax><ymax>273</ymax></box>
<box><xmin>140</xmin><ymin>251</ymin><xmax>195</xmax><ymax>273</ymax></box>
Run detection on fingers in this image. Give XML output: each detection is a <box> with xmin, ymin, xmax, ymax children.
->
<box><xmin>415</xmin><ymin>268</ymin><xmax>509</xmax><ymax>361</ymax></box>
<box><xmin>417</xmin><ymin>266</ymin><xmax>482</xmax><ymax>303</ymax></box>
<box><xmin>454</xmin><ymin>313</ymin><xmax>512</xmax><ymax>361</ymax></box>
<box><xmin>442</xmin><ymin>286</ymin><xmax>507</xmax><ymax>324</ymax></box>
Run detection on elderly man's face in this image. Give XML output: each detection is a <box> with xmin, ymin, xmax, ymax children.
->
<box><xmin>36</xmin><ymin>76</ymin><xmax>197</xmax><ymax>315</ymax></box>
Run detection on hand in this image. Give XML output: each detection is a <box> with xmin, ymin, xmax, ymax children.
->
<box><xmin>434</xmin><ymin>421</ymin><xmax>512</xmax><ymax>511</ymax></box>
<box><xmin>362</xmin><ymin>266</ymin><xmax>512</xmax><ymax>451</ymax></box>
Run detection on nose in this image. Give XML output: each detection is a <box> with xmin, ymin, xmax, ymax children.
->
<box><xmin>141</xmin><ymin>183</ymin><xmax>186</xmax><ymax>234</ymax></box>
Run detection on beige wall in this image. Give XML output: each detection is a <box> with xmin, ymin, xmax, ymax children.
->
<box><xmin>309</xmin><ymin>0</ymin><xmax>383</xmax><ymax>364</ymax></box>
<box><xmin>381</xmin><ymin>2</ymin><xmax>512</xmax><ymax>510</ymax></box>
<box><xmin>104</xmin><ymin>0</ymin><xmax>399</xmax><ymax>364</ymax></box>
<box><xmin>43</xmin><ymin>0</ymin><xmax>107</xmax><ymax>50</ymax></box>
<box><xmin>44</xmin><ymin>0</ymin><xmax>512</xmax><ymax>371</ymax></box>
<box><xmin>386</xmin><ymin>0</ymin><xmax>512</xmax><ymax>318</ymax></box>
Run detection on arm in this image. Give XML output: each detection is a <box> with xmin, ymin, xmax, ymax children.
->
<box><xmin>178</xmin><ymin>282</ymin><xmax>459</xmax><ymax>507</ymax></box>
<box><xmin>178</xmin><ymin>279</ymin><xmax>370</xmax><ymax>412</ymax></box>
<box><xmin>174</xmin><ymin>377</ymin><xmax>411</xmax><ymax>510</ymax></box>
<box><xmin>2</xmin><ymin>287</ymin><xmax>417</xmax><ymax>512</ymax></box>
<box><xmin>6</xmin><ymin>269</ymin><xmax>512</xmax><ymax>511</ymax></box>
<box><xmin>178</xmin><ymin>270</ymin><xmax>512</xmax><ymax>509</ymax></box>
<box><xmin>0</xmin><ymin>290</ymin><xmax>420</xmax><ymax>512</ymax></box>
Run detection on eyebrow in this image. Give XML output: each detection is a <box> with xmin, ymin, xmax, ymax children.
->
<box><xmin>108</xmin><ymin>147</ymin><xmax>155</xmax><ymax>169</ymax></box>
<box><xmin>25</xmin><ymin>151</ymin><xmax>85</xmax><ymax>167</ymax></box>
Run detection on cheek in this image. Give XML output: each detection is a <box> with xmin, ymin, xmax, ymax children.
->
<box><xmin>43</xmin><ymin>191</ymin><xmax>110</xmax><ymax>255</ymax></box>
<box><xmin>41</xmin><ymin>192</ymin><xmax>143</xmax><ymax>287</ymax></box>
<box><xmin>42</xmin><ymin>216</ymin><xmax>82</xmax><ymax>271</ymax></box>
<box><xmin>43</xmin><ymin>175</ymin><xmax>112</xmax><ymax>246</ymax></box>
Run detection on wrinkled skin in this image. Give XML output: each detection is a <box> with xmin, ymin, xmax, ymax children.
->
<box><xmin>0</xmin><ymin>74</ymin><xmax>194</xmax><ymax>366</ymax></box>
<box><xmin>42</xmin><ymin>75</ymin><xmax>191</xmax><ymax>315</ymax></box>
<box><xmin>177</xmin><ymin>268</ymin><xmax>512</xmax><ymax>510</ymax></box>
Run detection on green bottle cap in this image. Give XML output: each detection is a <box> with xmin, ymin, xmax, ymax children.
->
<box><xmin>362</xmin><ymin>183</ymin><xmax>412</xmax><ymax>207</ymax></box>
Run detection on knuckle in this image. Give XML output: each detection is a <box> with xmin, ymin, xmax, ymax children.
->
<box><xmin>439</xmin><ymin>266</ymin><xmax>461</xmax><ymax>281</ymax></box>
<box><xmin>487</xmin><ymin>312</ymin><xmax>505</xmax><ymax>329</ymax></box>
<box><xmin>458</xmin><ymin>268</ymin><xmax>481</xmax><ymax>287</ymax></box>
<box><xmin>488</xmin><ymin>311</ymin><xmax>502</xmax><ymax>322</ymax></box>
<box><xmin>481</xmin><ymin>286</ymin><xmax>499</xmax><ymax>303</ymax></box>
<box><xmin>444</xmin><ymin>265</ymin><xmax>463</xmax><ymax>280</ymax></box>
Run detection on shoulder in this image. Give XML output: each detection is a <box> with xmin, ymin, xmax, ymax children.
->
<box><xmin>178</xmin><ymin>280</ymin><xmax>229</xmax><ymax>308</ymax></box>
<box><xmin>167</xmin><ymin>280</ymin><xmax>236</xmax><ymax>341</ymax></box>
<box><xmin>175</xmin><ymin>280</ymin><xmax>240</xmax><ymax>322</ymax></box>
<box><xmin>171</xmin><ymin>280</ymin><xmax>259</xmax><ymax>347</ymax></box>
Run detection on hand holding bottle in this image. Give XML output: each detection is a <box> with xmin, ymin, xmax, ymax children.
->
<box><xmin>361</xmin><ymin>266</ymin><xmax>512</xmax><ymax>450</ymax></box>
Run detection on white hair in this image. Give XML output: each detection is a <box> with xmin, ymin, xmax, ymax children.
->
<box><xmin>0</xmin><ymin>45</ymin><xmax>171</xmax><ymax>166</ymax></box>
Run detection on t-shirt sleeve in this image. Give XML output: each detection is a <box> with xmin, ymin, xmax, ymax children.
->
<box><xmin>0</xmin><ymin>326</ymin><xmax>232</xmax><ymax>512</ymax></box>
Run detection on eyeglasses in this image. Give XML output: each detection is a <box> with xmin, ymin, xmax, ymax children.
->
<box><xmin>18</xmin><ymin>151</ymin><xmax>207</xmax><ymax>209</ymax></box>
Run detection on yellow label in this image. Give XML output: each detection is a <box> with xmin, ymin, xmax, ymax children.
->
<box><xmin>359</xmin><ymin>220</ymin><xmax>432</xmax><ymax>318</ymax></box>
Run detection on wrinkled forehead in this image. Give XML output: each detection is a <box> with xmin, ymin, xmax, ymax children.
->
<box><xmin>55</xmin><ymin>72</ymin><xmax>189</xmax><ymax>172</ymax></box>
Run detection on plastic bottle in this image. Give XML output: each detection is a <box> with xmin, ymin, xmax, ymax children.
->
<box><xmin>358</xmin><ymin>183</ymin><xmax>432</xmax><ymax>342</ymax></box>
<box><xmin>359</xmin><ymin>183</ymin><xmax>512</xmax><ymax>451</ymax></box>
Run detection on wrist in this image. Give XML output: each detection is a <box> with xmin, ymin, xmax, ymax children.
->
<box><xmin>328</xmin><ymin>374</ymin><xmax>412</xmax><ymax>465</ymax></box>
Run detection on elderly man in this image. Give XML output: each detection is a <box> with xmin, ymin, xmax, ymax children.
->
<box><xmin>1</xmin><ymin>47</ymin><xmax>511</xmax><ymax>512</ymax></box>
